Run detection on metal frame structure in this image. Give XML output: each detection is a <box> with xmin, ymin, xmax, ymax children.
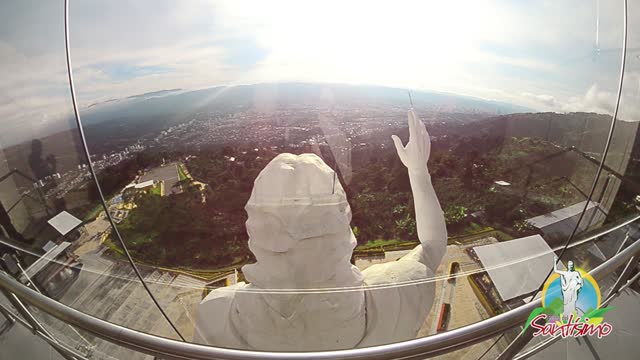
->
<box><xmin>1</xmin><ymin>233</ymin><xmax>638</xmax><ymax>360</ymax></box>
<box><xmin>1</xmin><ymin>1</ymin><xmax>636</xmax><ymax>359</ymax></box>
<box><xmin>62</xmin><ymin>0</ymin><xmax>185</xmax><ymax>342</ymax></box>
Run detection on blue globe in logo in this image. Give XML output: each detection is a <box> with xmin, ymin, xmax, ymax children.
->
<box><xmin>542</xmin><ymin>270</ymin><xmax>601</xmax><ymax>317</ymax></box>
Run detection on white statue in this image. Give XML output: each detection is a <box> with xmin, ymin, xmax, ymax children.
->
<box><xmin>194</xmin><ymin>109</ymin><xmax>447</xmax><ymax>350</ymax></box>
<box><xmin>553</xmin><ymin>256</ymin><xmax>584</xmax><ymax>318</ymax></box>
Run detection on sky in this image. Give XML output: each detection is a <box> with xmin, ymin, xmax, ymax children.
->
<box><xmin>1</xmin><ymin>0</ymin><xmax>639</xmax><ymax>146</ymax></box>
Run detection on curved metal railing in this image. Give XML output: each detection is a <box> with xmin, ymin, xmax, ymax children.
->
<box><xmin>1</xmin><ymin>229</ymin><xmax>638</xmax><ymax>360</ymax></box>
<box><xmin>1</xmin><ymin>1</ymin><xmax>635</xmax><ymax>359</ymax></box>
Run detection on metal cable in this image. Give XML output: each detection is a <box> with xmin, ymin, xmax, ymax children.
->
<box><xmin>62</xmin><ymin>0</ymin><xmax>185</xmax><ymax>341</ymax></box>
<box><xmin>480</xmin><ymin>1</ymin><xmax>629</xmax><ymax>358</ymax></box>
<box><xmin>0</xmin><ymin>302</ymin><xmax>90</xmax><ymax>360</ymax></box>
<box><xmin>3</xmin><ymin>210</ymin><xmax>640</xmax><ymax>296</ymax></box>
<box><xmin>2</xmin><ymin>237</ymin><xmax>638</xmax><ymax>360</ymax></box>
<box><xmin>530</xmin><ymin>0</ymin><xmax>629</xmax><ymax>307</ymax></box>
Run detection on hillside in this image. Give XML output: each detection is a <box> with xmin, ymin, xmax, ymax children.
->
<box><xmin>453</xmin><ymin>112</ymin><xmax>638</xmax><ymax>155</ymax></box>
<box><xmin>115</xmin><ymin>132</ymin><xmax>592</xmax><ymax>270</ymax></box>
<box><xmin>83</xmin><ymin>83</ymin><xmax>532</xmax><ymax>127</ymax></box>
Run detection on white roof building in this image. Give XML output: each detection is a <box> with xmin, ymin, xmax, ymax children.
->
<box><xmin>47</xmin><ymin>211</ymin><xmax>82</xmax><ymax>236</ymax></box>
<box><xmin>134</xmin><ymin>180</ymin><xmax>155</xmax><ymax>189</ymax></box>
<box><xmin>526</xmin><ymin>200</ymin><xmax>604</xmax><ymax>241</ymax></box>
<box><xmin>21</xmin><ymin>242</ymin><xmax>72</xmax><ymax>279</ymax></box>
<box><xmin>473</xmin><ymin>234</ymin><xmax>556</xmax><ymax>301</ymax></box>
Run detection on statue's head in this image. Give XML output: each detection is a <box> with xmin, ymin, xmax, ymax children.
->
<box><xmin>243</xmin><ymin>153</ymin><xmax>360</xmax><ymax>289</ymax></box>
<box><xmin>232</xmin><ymin>153</ymin><xmax>367</xmax><ymax>349</ymax></box>
<box><xmin>567</xmin><ymin>260</ymin><xmax>575</xmax><ymax>271</ymax></box>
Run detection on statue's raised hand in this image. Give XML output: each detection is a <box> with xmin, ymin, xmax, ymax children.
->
<box><xmin>390</xmin><ymin>109</ymin><xmax>446</xmax><ymax>270</ymax></box>
<box><xmin>392</xmin><ymin>109</ymin><xmax>431</xmax><ymax>171</ymax></box>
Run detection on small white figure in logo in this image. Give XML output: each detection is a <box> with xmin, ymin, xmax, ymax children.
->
<box><xmin>553</xmin><ymin>256</ymin><xmax>584</xmax><ymax>319</ymax></box>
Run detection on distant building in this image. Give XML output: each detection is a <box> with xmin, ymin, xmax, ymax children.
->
<box><xmin>122</xmin><ymin>180</ymin><xmax>157</xmax><ymax>199</ymax></box>
<box><xmin>526</xmin><ymin>200</ymin><xmax>604</xmax><ymax>245</ymax></box>
<box><xmin>17</xmin><ymin>241</ymin><xmax>82</xmax><ymax>300</ymax></box>
<box><xmin>134</xmin><ymin>180</ymin><xmax>155</xmax><ymax>189</ymax></box>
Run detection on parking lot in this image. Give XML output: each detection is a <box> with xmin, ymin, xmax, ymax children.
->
<box><xmin>140</xmin><ymin>163</ymin><xmax>182</xmax><ymax>195</ymax></box>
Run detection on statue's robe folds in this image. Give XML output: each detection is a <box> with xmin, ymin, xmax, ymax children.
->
<box><xmin>193</xmin><ymin>246</ymin><xmax>436</xmax><ymax>351</ymax></box>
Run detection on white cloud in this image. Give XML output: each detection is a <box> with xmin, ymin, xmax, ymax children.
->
<box><xmin>1</xmin><ymin>0</ymin><xmax>638</xmax><ymax>146</ymax></box>
<box><xmin>519</xmin><ymin>72</ymin><xmax>640</xmax><ymax>122</ymax></box>
<box><xmin>521</xmin><ymin>92</ymin><xmax>560</xmax><ymax>109</ymax></box>
<box><xmin>563</xmin><ymin>84</ymin><xmax>617</xmax><ymax>115</ymax></box>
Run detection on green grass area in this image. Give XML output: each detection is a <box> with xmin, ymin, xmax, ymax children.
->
<box><xmin>150</xmin><ymin>184</ymin><xmax>162</xmax><ymax>196</ymax></box>
<box><xmin>94</xmin><ymin>131</ymin><xmax>580</xmax><ymax>271</ymax></box>
<box><xmin>355</xmin><ymin>238</ymin><xmax>417</xmax><ymax>251</ymax></box>
<box><xmin>177</xmin><ymin>164</ymin><xmax>188</xmax><ymax>181</ymax></box>
<box><xmin>103</xmin><ymin>237</ymin><xmax>125</xmax><ymax>256</ymax></box>
<box><xmin>448</xmin><ymin>228</ymin><xmax>514</xmax><ymax>244</ymax></box>
<box><xmin>83</xmin><ymin>203</ymin><xmax>105</xmax><ymax>222</ymax></box>
<box><xmin>356</xmin><ymin>225</ymin><xmax>510</xmax><ymax>256</ymax></box>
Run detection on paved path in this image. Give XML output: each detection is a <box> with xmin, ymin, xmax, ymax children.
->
<box><xmin>417</xmin><ymin>239</ymin><xmax>502</xmax><ymax>359</ymax></box>
<box><xmin>34</xmin><ymin>236</ymin><xmax>208</xmax><ymax>359</ymax></box>
<box><xmin>355</xmin><ymin>249</ymin><xmax>413</xmax><ymax>270</ymax></box>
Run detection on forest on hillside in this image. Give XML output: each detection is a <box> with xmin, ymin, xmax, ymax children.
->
<box><xmin>113</xmin><ymin>130</ymin><xmax>603</xmax><ymax>269</ymax></box>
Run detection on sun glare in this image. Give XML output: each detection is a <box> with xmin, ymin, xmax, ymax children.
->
<box><xmin>214</xmin><ymin>1</ymin><xmax>504</xmax><ymax>90</ymax></box>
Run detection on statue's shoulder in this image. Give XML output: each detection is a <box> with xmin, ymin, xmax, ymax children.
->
<box><xmin>201</xmin><ymin>282</ymin><xmax>246</xmax><ymax>302</ymax></box>
<box><xmin>359</xmin><ymin>246</ymin><xmax>436</xmax><ymax>347</ymax></box>
<box><xmin>198</xmin><ymin>282</ymin><xmax>248</xmax><ymax>319</ymax></box>
<box><xmin>361</xmin><ymin>245</ymin><xmax>429</xmax><ymax>284</ymax></box>
<box><xmin>193</xmin><ymin>282</ymin><xmax>248</xmax><ymax>345</ymax></box>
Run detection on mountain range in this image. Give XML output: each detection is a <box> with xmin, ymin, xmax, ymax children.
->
<box><xmin>81</xmin><ymin>82</ymin><xmax>533</xmax><ymax>127</ymax></box>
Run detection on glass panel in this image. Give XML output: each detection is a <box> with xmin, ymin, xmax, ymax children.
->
<box><xmin>0</xmin><ymin>289</ymin><xmax>152</xmax><ymax>360</ymax></box>
<box><xmin>65</xmin><ymin>0</ymin><xmax>637</xmax><ymax>354</ymax></box>
<box><xmin>604</xmin><ymin>0</ymin><xmax>640</xmax><ymax>226</ymax></box>
<box><xmin>0</xmin><ymin>291</ymin><xmax>67</xmax><ymax>360</ymax></box>
<box><xmin>526</xmin><ymin>288</ymin><xmax>640</xmax><ymax>360</ymax></box>
<box><xmin>523</xmin><ymin>2</ymin><xmax>640</xmax><ymax>356</ymax></box>
<box><xmin>410</xmin><ymin>0</ymin><xmax>628</xmax><ymax>343</ymax></box>
<box><xmin>0</xmin><ymin>0</ymin><xmax>178</xmax><ymax>342</ymax></box>
<box><xmin>437</xmin><ymin>334</ymin><xmax>513</xmax><ymax>360</ymax></box>
<box><xmin>35</xmin><ymin>310</ymin><xmax>154</xmax><ymax>360</ymax></box>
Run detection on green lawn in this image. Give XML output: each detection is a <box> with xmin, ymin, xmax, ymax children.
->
<box><xmin>83</xmin><ymin>203</ymin><xmax>105</xmax><ymax>221</ymax></box>
<box><xmin>150</xmin><ymin>184</ymin><xmax>162</xmax><ymax>196</ymax></box>
<box><xmin>177</xmin><ymin>164</ymin><xmax>188</xmax><ymax>181</ymax></box>
<box><xmin>356</xmin><ymin>238</ymin><xmax>410</xmax><ymax>250</ymax></box>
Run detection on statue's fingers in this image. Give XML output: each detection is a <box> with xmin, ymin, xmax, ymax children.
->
<box><xmin>410</xmin><ymin>110</ymin><xmax>430</xmax><ymax>154</ymax></box>
<box><xmin>408</xmin><ymin>110</ymin><xmax>418</xmax><ymax>141</ymax></box>
<box><xmin>391</xmin><ymin>135</ymin><xmax>408</xmax><ymax>165</ymax></box>
<box><xmin>411</xmin><ymin>109</ymin><xmax>429</xmax><ymax>143</ymax></box>
<box><xmin>392</xmin><ymin>135</ymin><xmax>406</xmax><ymax>153</ymax></box>
<box><xmin>419</xmin><ymin>117</ymin><xmax>429</xmax><ymax>137</ymax></box>
<box><xmin>424</xmin><ymin>133</ymin><xmax>431</xmax><ymax>156</ymax></box>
